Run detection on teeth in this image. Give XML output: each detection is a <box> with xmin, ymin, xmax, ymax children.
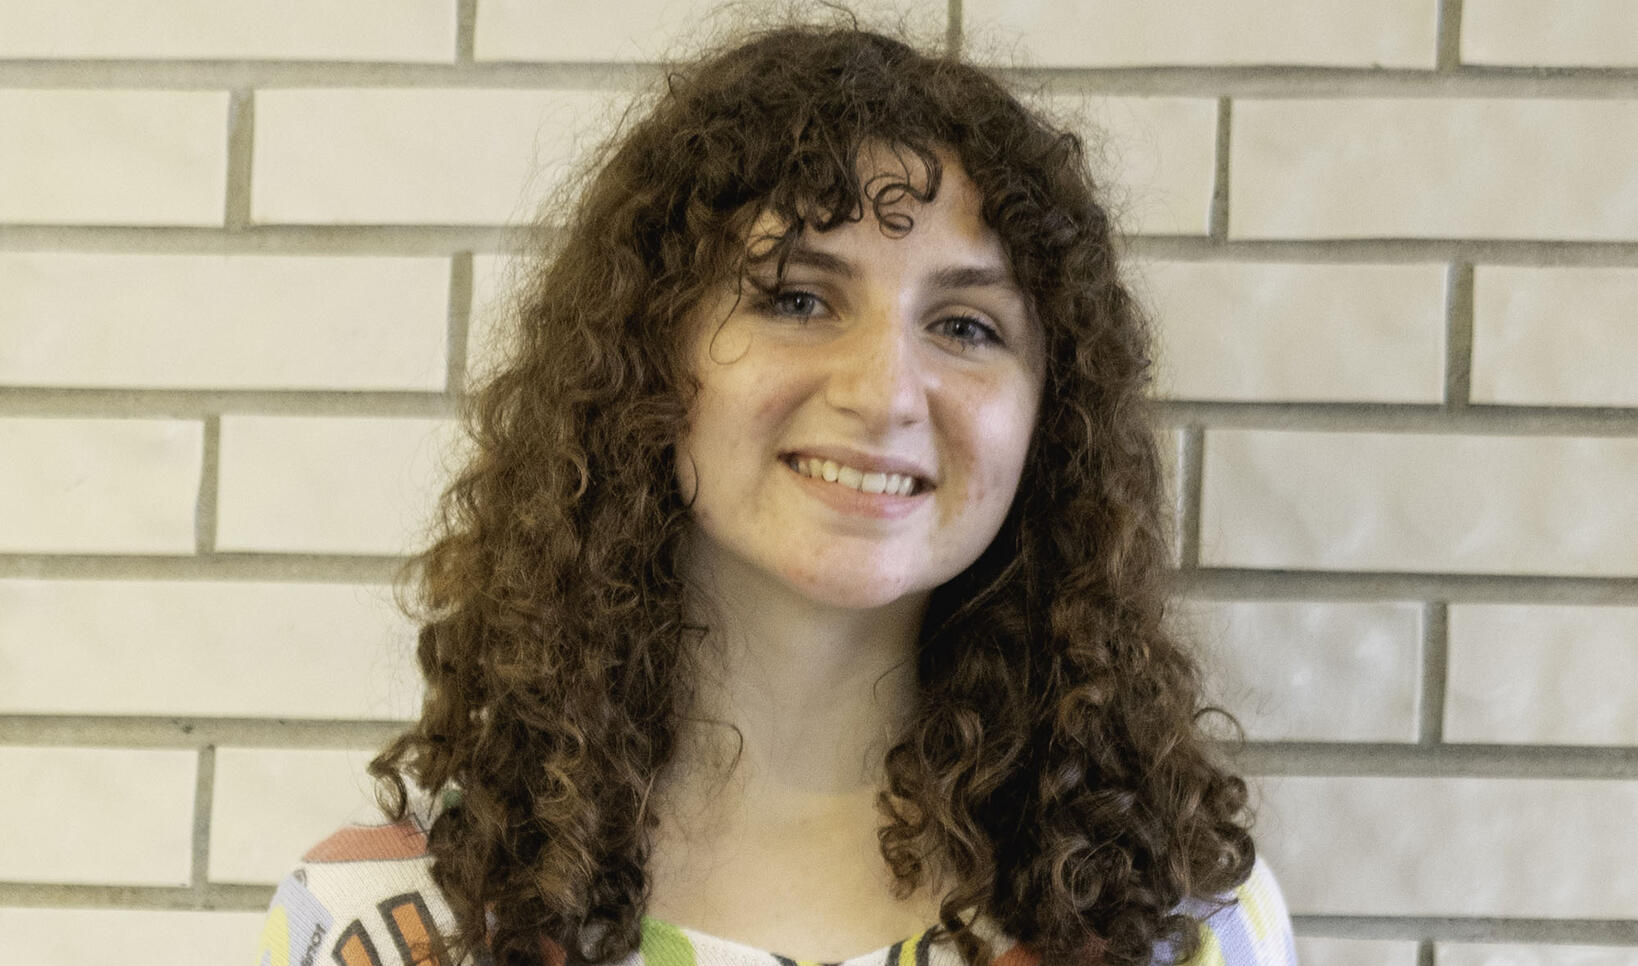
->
<box><xmin>790</xmin><ymin>456</ymin><xmax>920</xmax><ymax>496</ymax></box>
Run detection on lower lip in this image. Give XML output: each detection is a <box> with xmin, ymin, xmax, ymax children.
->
<box><xmin>782</xmin><ymin>460</ymin><xmax>931</xmax><ymax>519</ymax></box>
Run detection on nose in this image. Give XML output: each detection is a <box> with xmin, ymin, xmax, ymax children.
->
<box><xmin>821</xmin><ymin>303</ymin><xmax>930</xmax><ymax>432</ymax></box>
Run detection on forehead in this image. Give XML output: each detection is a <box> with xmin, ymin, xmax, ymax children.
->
<box><xmin>742</xmin><ymin>147</ymin><xmax>1004</xmax><ymax>267</ymax></box>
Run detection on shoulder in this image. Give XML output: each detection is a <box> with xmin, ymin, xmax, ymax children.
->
<box><xmin>1178</xmin><ymin>857</ymin><xmax>1298</xmax><ymax>966</ymax></box>
<box><xmin>255</xmin><ymin>812</ymin><xmax>468</xmax><ymax>966</ymax></box>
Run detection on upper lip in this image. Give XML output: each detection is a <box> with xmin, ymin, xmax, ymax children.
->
<box><xmin>780</xmin><ymin>445</ymin><xmax>938</xmax><ymax>486</ymax></box>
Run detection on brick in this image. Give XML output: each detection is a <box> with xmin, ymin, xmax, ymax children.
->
<box><xmin>1439</xmin><ymin>944</ymin><xmax>1638</xmax><ymax>966</ymax></box>
<box><xmin>1446</xmin><ymin>605</ymin><xmax>1638</xmax><ymax>746</ymax></box>
<box><xmin>1231</xmin><ymin>99</ymin><xmax>1638</xmax><ymax>241</ymax></box>
<box><xmin>1472</xmin><ymin>266</ymin><xmax>1638</xmax><ymax>407</ymax></box>
<box><xmin>1045</xmin><ymin>96</ymin><xmax>1217</xmax><ymax>236</ymax></box>
<box><xmin>1137</xmin><ymin>260</ymin><xmax>1447</xmax><ymax>402</ymax></box>
<box><xmin>467</xmin><ymin>253</ymin><xmax>530</xmax><ymax>381</ymax></box>
<box><xmin>217</xmin><ymin>416</ymin><xmax>460</xmax><ymax>555</ymax></box>
<box><xmin>252</xmin><ymin>89</ymin><xmax>627</xmax><ymax>225</ymax></box>
<box><xmin>0</xmin><ymin>746</ymin><xmax>195</xmax><ymax>886</ymax></box>
<box><xmin>0</xmin><ymin>253</ymin><xmax>449</xmax><ymax>391</ymax></box>
<box><xmin>1294</xmin><ymin>938</ymin><xmax>1420</xmax><ymax>966</ymax></box>
<box><xmin>0</xmin><ymin>908</ymin><xmax>265</xmax><ymax>966</ymax></box>
<box><xmin>1462</xmin><ymin>0</ymin><xmax>1638</xmax><ymax>68</ymax></box>
<box><xmin>965</xmin><ymin>0</ymin><xmax>1437</xmax><ymax>68</ymax></box>
<box><xmin>475</xmin><ymin>0</ymin><xmax>945</xmax><ymax>62</ymax></box>
<box><xmin>1255</xmin><ymin>776</ymin><xmax>1638</xmax><ymax>916</ymax></box>
<box><xmin>1179</xmin><ymin>599</ymin><xmax>1422</xmax><ymax>742</ymax></box>
<box><xmin>1200</xmin><ymin>431</ymin><xmax>1638</xmax><ymax>576</ymax></box>
<box><xmin>0</xmin><ymin>0</ymin><xmax>455</xmax><ymax>61</ymax></box>
<box><xmin>0</xmin><ymin>418</ymin><xmax>200</xmax><ymax>554</ymax></box>
<box><xmin>210</xmin><ymin>747</ymin><xmax>386</xmax><ymax>884</ymax></box>
<box><xmin>0</xmin><ymin>90</ymin><xmax>226</xmax><ymax>225</ymax></box>
<box><xmin>0</xmin><ymin>579</ymin><xmax>420</xmax><ymax>719</ymax></box>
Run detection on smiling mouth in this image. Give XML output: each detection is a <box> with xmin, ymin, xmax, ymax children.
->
<box><xmin>780</xmin><ymin>454</ymin><xmax>932</xmax><ymax>496</ymax></box>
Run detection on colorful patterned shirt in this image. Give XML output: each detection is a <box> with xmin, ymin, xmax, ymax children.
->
<box><xmin>255</xmin><ymin>813</ymin><xmax>1296</xmax><ymax>966</ymax></box>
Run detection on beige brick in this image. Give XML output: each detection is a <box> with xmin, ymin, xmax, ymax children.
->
<box><xmin>467</xmin><ymin>253</ymin><xmax>532</xmax><ymax>382</ymax></box>
<box><xmin>210</xmin><ymin>747</ymin><xmax>386</xmax><ymax>884</ymax></box>
<box><xmin>1446</xmin><ymin>605</ymin><xmax>1638</xmax><ymax>746</ymax></box>
<box><xmin>0</xmin><ymin>579</ymin><xmax>420</xmax><ymax>719</ymax></box>
<box><xmin>1232</xmin><ymin>99</ymin><xmax>1638</xmax><ymax>241</ymax></box>
<box><xmin>0</xmin><ymin>90</ymin><xmax>226</xmax><ymax>225</ymax></box>
<box><xmin>1295</xmin><ymin>938</ymin><xmax>1420</xmax><ymax>966</ymax></box>
<box><xmin>1439</xmin><ymin>944</ymin><xmax>1638</xmax><ymax>966</ymax></box>
<box><xmin>1201</xmin><ymin>431</ymin><xmax>1638</xmax><ymax>577</ymax></box>
<box><xmin>217</xmin><ymin>416</ymin><xmax>460</xmax><ymax>555</ymax></box>
<box><xmin>475</xmin><ymin>0</ymin><xmax>945</xmax><ymax>61</ymax></box>
<box><xmin>0</xmin><ymin>908</ymin><xmax>266</xmax><ymax>966</ymax></box>
<box><xmin>1462</xmin><ymin>0</ymin><xmax>1638</xmax><ymax>68</ymax></box>
<box><xmin>0</xmin><ymin>747</ymin><xmax>195</xmax><ymax>886</ymax></box>
<box><xmin>1472</xmin><ymin>266</ymin><xmax>1638</xmax><ymax>407</ymax></box>
<box><xmin>1180</xmin><ymin>600</ymin><xmax>1422</xmax><ymax>742</ymax></box>
<box><xmin>252</xmin><ymin>89</ymin><xmax>627</xmax><ymax>225</ymax></box>
<box><xmin>0</xmin><ymin>418</ymin><xmax>200</xmax><ymax>554</ymax></box>
<box><xmin>0</xmin><ymin>254</ymin><xmax>449</xmax><ymax>391</ymax></box>
<box><xmin>0</xmin><ymin>0</ymin><xmax>455</xmax><ymax>60</ymax></box>
<box><xmin>966</xmin><ymin>0</ymin><xmax>1437</xmax><ymax>68</ymax></box>
<box><xmin>1045</xmin><ymin>96</ymin><xmax>1217</xmax><ymax>236</ymax></box>
<box><xmin>1256</xmin><ymin>776</ymin><xmax>1638</xmax><ymax>916</ymax></box>
<box><xmin>1137</xmin><ymin>261</ymin><xmax>1447</xmax><ymax>402</ymax></box>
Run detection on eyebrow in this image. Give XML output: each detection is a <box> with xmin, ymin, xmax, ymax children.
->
<box><xmin>780</xmin><ymin>246</ymin><xmax>1022</xmax><ymax>294</ymax></box>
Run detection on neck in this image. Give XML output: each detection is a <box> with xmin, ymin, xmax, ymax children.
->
<box><xmin>664</xmin><ymin>537</ymin><xmax>928</xmax><ymax>805</ymax></box>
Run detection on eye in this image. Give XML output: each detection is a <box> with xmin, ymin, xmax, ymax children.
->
<box><xmin>764</xmin><ymin>289</ymin><xmax>826</xmax><ymax>319</ymax></box>
<box><xmin>934</xmin><ymin>314</ymin><xmax>1002</xmax><ymax>349</ymax></box>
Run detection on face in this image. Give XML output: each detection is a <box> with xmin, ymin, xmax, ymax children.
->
<box><xmin>675</xmin><ymin>149</ymin><xmax>1046</xmax><ymax>612</ymax></box>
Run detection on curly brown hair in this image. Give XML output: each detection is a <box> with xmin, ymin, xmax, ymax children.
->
<box><xmin>370</xmin><ymin>16</ymin><xmax>1254</xmax><ymax>966</ymax></box>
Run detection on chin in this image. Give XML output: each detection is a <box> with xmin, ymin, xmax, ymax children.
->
<box><xmin>781</xmin><ymin>568</ymin><xmax>930</xmax><ymax>612</ymax></box>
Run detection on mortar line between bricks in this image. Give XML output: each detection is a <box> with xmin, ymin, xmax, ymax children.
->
<box><xmin>1</xmin><ymin>558</ymin><xmax>1635</xmax><ymax>602</ymax></box>
<box><xmin>945</xmin><ymin>0</ymin><xmax>961</xmax><ymax>57</ymax></box>
<box><xmin>0</xmin><ymin>715</ymin><xmax>407</xmax><ymax>749</ymax></box>
<box><xmin>6</xmin><ymin>388</ymin><xmax>1638</xmax><ymax>430</ymax></box>
<box><xmin>190</xmin><ymin>745</ymin><xmax>216</xmax><ymax>893</ymax></box>
<box><xmin>223</xmin><ymin>89</ymin><xmax>254</xmax><ymax>230</ymax></box>
<box><xmin>1444</xmin><ymin>261</ymin><xmax>1475</xmax><ymax>407</ymax></box>
<box><xmin>1208</xmin><ymin>98</ymin><xmax>1231</xmax><ymax>240</ymax></box>
<box><xmin>0</xmin><ymin>881</ymin><xmax>274</xmax><ymax>911</ymax></box>
<box><xmin>1418</xmin><ymin>939</ymin><xmax>1437</xmax><ymax>966</ymax></box>
<box><xmin>11</xmin><ymin>229</ymin><xmax>1638</xmax><ymax>265</ymax></box>
<box><xmin>456</xmin><ymin>0</ymin><xmax>478</xmax><ymax>64</ymax></box>
<box><xmin>1437</xmin><ymin>0</ymin><xmax>1466</xmax><ymax>72</ymax></box>
<box><xmin>1230</xmin><ymin>742</ymin><xmax>1638</xmax><ymax>779</ymax></box>
<box><xmin>1177</xmin><ymin>426</ymin><xmax>1205</xmax><ymax>569</ymax></box>
<box><xmin>1291</xmin><ymin>916</ymin><xmax>1638</xmax><ymax>946</ymax></box>
<box><xmin>195</xmin><ymin>415</ymin><xmax>220</xmax><ymax>554</ymax></box>
<box><xmin>1419</xmin><ymin>601</ymin><xmax>1450</xmax><ymax>745</ymax></box>
<box><xmin>446</xmin><ymin>253</ymin><xmax>475</xmax><ymax>396</ymax></box>
<box><xmin>3</xmin><ymin>60</ymin><xmax>1638</xmax><ymax>94</ymax></box>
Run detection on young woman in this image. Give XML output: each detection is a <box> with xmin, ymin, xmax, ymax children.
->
<box><xmin>258</xmin><ymin>20</ymin><xmax>1296</xmax><ymax>966</ymax></box>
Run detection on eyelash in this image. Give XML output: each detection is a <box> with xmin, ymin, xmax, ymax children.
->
<box><xmin>756</xmin><ymin>288</ymin><xmax>1004</xmax><ymax>349</ymax></box>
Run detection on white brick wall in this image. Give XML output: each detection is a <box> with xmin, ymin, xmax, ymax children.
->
<box><xmin>0</xmin><ymin>0</ymin><xmax>456</xmax><ymax>61</ymax></box>
<box><xmin>964</xmin><ymin>0</ymin><xmax>1439</xmax><ymax>68</ymax></box>
<box><xmin>216</xmin><ymin>416</ymin><xmax>459</xmax><ymax>555</ymax></box>
<box><xmin>0</xmin><ymin>418</ymin><xmax>202</xmax><ymax>554</ymax></box>
<box><xmin>1231</xmin><ymin>99</ymin><xmax>1638</xmax><ymax>241</ymax></box>
<box><xmin>0</xmin><ymin>90</ymin><xmax>228</xmax><ymax>225</ymax></box>
<box><xmin>209</xmin><ymin>747</ymin><xmax>386</xmax><ymax>885</ymax></box>
<box><xmin>0</xmin><ymin>254</ymin><xmax>450</xmax><ymax>390</ymax></box>
<box><xmin>0</xmin><ymin>747</ymin><xmax>196</xmax><ymax>886</ymax></box>
<box><xmin>1257</xmin><ymin>777</ymin><xmax>1638</xmax><ymax>917</ymax></box>
<box><xmin>3</xmin><ymin>2</ymin><xmax>1635</xmax><ymax>962</ymax></box>
<box><xmin>0</xmin><ymin>908</ymin><xmax>266</xmax><ymax>966</ymax></box>
<box><xmin>252</xmin><ymin>89</ymin><xmax>628</xmax><ymax>225</ymax></box>
<box><xmin>0</xmin><ymin>579</ymin><xmax>420</xmax><ymax>719</ymax></box>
